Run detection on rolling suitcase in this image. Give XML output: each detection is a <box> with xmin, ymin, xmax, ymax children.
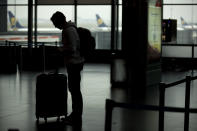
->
<box><xmin>35</xmin><ymin>44</ymin><xmax>67</xmax><ymax>123</ymax></box>
<box><xmin>35</xmin><ymin>72</ymin><xmax>67</xmax><ymax>123</ymax></box>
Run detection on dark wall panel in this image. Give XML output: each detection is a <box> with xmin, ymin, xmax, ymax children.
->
<box><xmin>0</xmin><ymin>0</ymin><xmax>7</xmax><ymax>32</ymax></box>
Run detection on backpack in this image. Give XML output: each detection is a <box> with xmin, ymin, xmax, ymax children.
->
<box><xmin>76</xmin><ymin>27</ymin><xmax>96</xmax><ymax>58</ymax></box>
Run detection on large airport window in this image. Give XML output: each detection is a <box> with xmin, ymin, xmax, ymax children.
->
<box><xmin>162</xmin><ymin>0</ymin><xmax>197</xmax><ymax>59</ymax></box>
<box><xmin>0</xmin><ymin>1</ymin><xmax>123</xmax><ymax>49</ymax></box>
<box><xmin>0</xmin><ymin>5</ymin><xmax>28</xmax><ymax>43</ymax></box>
<box><xmin>119</xmin><ymin>0</ymin><xmax>122</xmax><ymax>4</ymax></box>
<box><xmin>164</xmin><ymin>0</ymin><xmax>197</xmax><ymax>4</ymax></box>
<box><xmin>163</xmin><ymin>6</ymin><xmax>193</xmax><ymax>25</ymax></box>
<box><xmin>7</xmin><ymin>6</ymin><xmax>28</xmax><ymax>32</ymax></box>
<box><xmin>0</xmin><ymin>0</ymin><xmax>28</xmax><ymax>44</ymax></box>
<box><xmin>77</xmin><ymin>5</ymin><xmax>111</xmax><ymax>49</ymax></box>
<box><xmin>37</xmin><ymin>6</ymin><xmax>74</xmax><ymax>29</ymax></box>
<box><xmin>7</xmin><ymin>0</ymin><xmax>28</xmax><ymax>4</ymax></box>
<box><xmin>36</xmin><ymin>6</ymin><xmax>74</xmax><ymax>42</ymax></box>
<box><xmin>163</xmin><ymin>5</ymin><xmax>197</xmax><ymax>44</ymax></box>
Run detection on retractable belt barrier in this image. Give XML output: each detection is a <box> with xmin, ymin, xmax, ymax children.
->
<box><xmin>105</xmin><ymin>75</ymin><xmax>197</xmax><ymax>131</ymax></box>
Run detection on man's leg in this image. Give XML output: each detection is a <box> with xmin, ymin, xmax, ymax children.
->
<box><xmin>67</xmin><ymin>63</ymin><xmax>83</xmax><ymax>119</ymax></box>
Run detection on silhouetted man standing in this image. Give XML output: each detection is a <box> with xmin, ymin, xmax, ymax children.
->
<box><xmin>51</xmin><ymin>11</ymin><xmax>84</xmax><ymax>125</ymax></box>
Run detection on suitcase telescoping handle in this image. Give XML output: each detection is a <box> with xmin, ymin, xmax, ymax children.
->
<box><xmin>42</xmin><ymin>44</ymin><xmax>46</xmax><ymax>73</ymax></box>
<box><xmin>42</xmin><ymin>43</ymin><xmax>60</xmax><ymax>74</ymax></box>
<box><xmin>48</xmin><ymin>68</ymin><xmax>59</xmax><ymax>74</ymax></box>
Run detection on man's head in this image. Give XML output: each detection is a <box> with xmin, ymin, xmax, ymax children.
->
<box><xmin>51</xmin><ymin>11</ymin><xmax>66</xmax><ymax>30</ymax></box>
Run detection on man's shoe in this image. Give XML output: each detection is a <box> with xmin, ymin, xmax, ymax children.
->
<box><xmin>61</xmin><ymin>114</ymin><xmax>73</xmax><ymax>125</ymax></box>
<box><xmin>62</xmin><ymin>113</ymin><xmax>82</xmax><ymax>125</ymax></box>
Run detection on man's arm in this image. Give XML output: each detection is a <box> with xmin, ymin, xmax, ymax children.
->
<box><xmin>59</xmin><ymin>27</ymin><xmax>79</xmax><ymax>56</ymax></box>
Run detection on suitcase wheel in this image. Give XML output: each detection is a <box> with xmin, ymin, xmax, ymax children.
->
<box><xmin>36</xmin><ymin>116</ymin><xmax>39</xmax><ymax>124</ymax></box>
<box><xmin>36</xmin><ymin>119</ymin><xmax>39</xmax><ymax>125</ymax></box>
<box><xmin>44</xmin><ymin>117</ymin><xmax>47</xmax><ymax>123</ymax></box>
<box><xmin>57</xmin><ymin>116</ymin><xmax>60</xmax><ymax>122</ymax></box>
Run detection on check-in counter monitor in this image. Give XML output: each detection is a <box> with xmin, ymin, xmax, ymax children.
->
<box><xmin>162</xmin><ymin>19</ymin><xmax>177</xmax><ymax>43</ymax></box>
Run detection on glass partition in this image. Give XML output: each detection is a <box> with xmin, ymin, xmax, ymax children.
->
<box><xmin>117</xmin><ymin>5</ymin><xmax>122</xmax><ymax>50</ymax></box>
<box><xmin>77</xmin><ymin>5</ymin><xmax>111</xmax><ymax>49</ymax></box>
<box><xmin>163</xmin><ymin>3</ymin><xmax>197</xmax><ymax>44</ymax></box>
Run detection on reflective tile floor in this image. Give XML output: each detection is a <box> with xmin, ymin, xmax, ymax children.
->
<box><xmin>0</xmin><ymin>64</ymin><xmax>197</xmax><ymax>131</ymax></box>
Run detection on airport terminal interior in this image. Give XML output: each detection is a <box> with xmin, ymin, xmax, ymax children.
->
<box><xmin>0</xmin><ymin>0</ymin><xmax>197</xmax><ymax>131</ymax></box>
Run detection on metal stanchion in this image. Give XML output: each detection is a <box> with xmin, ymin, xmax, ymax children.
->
<box><xmin>184</xmin><ymin>76</ymin><xmax>191</xmax><ymax>131</ymax></box>
<box><xmin>105</xmin><ymin>99</ymin><xmax>114</xmax><ymax>131</ymax></box>
<box><xmin>159</xmin><ymin>82</ymin><xmax>166</xmax><ymax>131</ymax></box>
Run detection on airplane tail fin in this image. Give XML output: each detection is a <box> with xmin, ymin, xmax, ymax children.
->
<box><xmin>8</xmin><ymin>11</ymin><xmax>24</xmax><ymax>29</ymax></box>
<box><xmin>180</xmin><ymin>16</ymin><xmax>188</xmax><ymax>26</ymax></box>
<box><xmin>96</xmin><ymin>14</ymin><xmax>108</xmax><ymax>27</ymax></box>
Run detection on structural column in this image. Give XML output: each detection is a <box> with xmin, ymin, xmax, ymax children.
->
<box><xmin>28</xmin><ymin>0</ymin><xmax>33</xmax><ymax>47</ymax></box>
<box><xmin>122</xmin><ymin>0</ymin><xmax>148</xmax><ymax>100</ymax></box>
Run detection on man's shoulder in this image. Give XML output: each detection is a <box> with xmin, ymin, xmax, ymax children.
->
<box><xmin>64</xmin><ymin>25</ymin><xmax>77</xmax><ymax>32</ymax></box>
<box><xmin>65</xmin><ymin>22</ymin><xmax>77</xmax><ymax>28</ymax></box>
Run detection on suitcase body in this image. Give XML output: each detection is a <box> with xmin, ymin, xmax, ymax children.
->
<box><xmin>36</xmin><ymin>73</ymin><xmax>67</xmax><ymax>122</ymax></box>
